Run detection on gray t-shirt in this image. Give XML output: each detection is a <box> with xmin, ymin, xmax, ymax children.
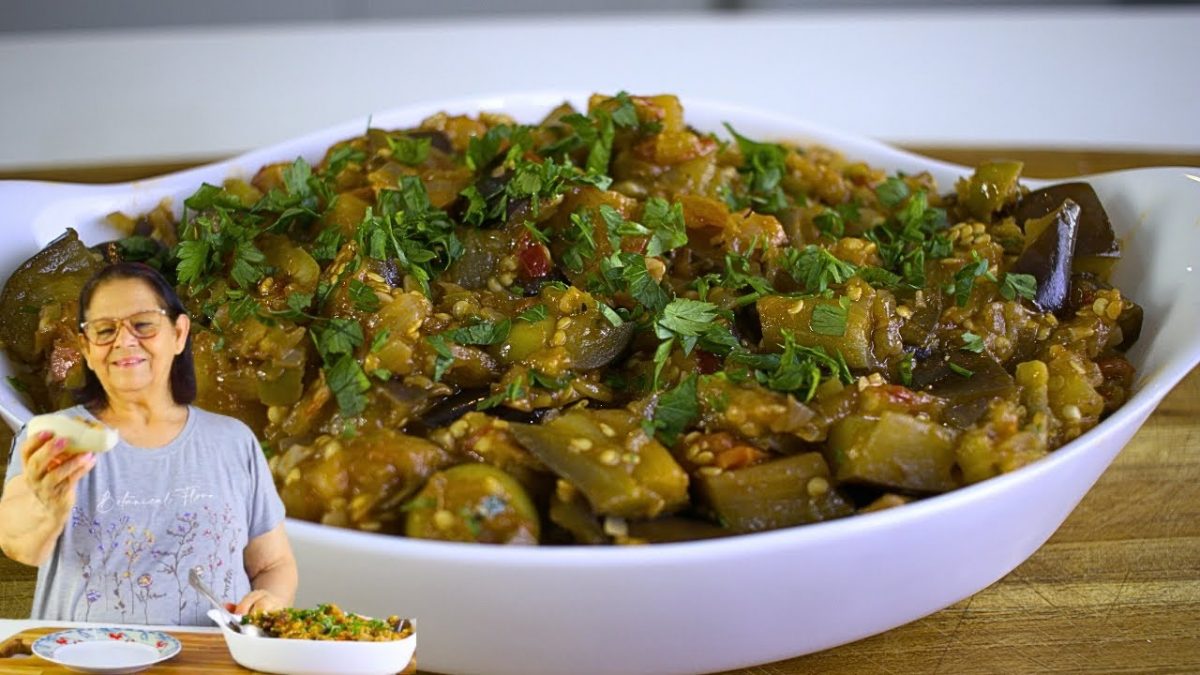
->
<box><xmin>4</xmin><ymin>405</ymin><xmax>285</xmax><ymax>626</ymax></box>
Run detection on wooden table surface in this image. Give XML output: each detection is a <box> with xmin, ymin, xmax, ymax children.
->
<box><xmin>1</xmin><ymin>146</ymin><xmax>1198</xmax><ymax>675</ymax></box>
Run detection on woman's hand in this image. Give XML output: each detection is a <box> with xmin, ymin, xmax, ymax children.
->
<box><xmin>20</xmin><ymin>431</ymin><xmax>96</xmax><ymax>517</ymax></box>
<box><xmin>228</xmin><ymin>589</ymin><xmax>288</xmax><ymax>616</ymax></box>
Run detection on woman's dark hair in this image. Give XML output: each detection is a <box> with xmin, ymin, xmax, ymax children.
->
<box><xmin>73</xmin><ymin>261</ymin><xmax>197</xmax><ymax>410</ymax></box>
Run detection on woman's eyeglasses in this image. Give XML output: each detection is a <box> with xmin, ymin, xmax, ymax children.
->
<box><xmin>80</xmin><ymin>309</ymin><xmax>170</xmax><ymax>345</ymax></box>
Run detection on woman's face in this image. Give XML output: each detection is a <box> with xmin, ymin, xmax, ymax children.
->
<box><xmin>80</xmin><ymin>278</ymin><xmax>190</xmax><ymax>404</ymax></box>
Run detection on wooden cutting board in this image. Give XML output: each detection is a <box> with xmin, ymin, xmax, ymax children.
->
<box><xmin>0</xmin><ymin>627</ymin><xmax>418</xmax><ymax>674</ymax></box>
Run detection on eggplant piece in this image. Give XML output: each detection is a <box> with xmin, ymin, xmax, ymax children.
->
<box><xmin>695</xmin><ymin>452</ymin><xmax>853</xmax><ymax>533</ymax></box>
<box><xmin>1015</xmin><ymin>182</ymin><xmax>1119</xmax><ymax>278</ymax></box>
<box><xmin>271</xmin><ymin>429</ymin><xmax>451</xmax><ymax>533</ymax></box>
<box><xmin>1012</xmin><ymin>200</ymin><xmax>1080</xmax><ymax>314</ymax></box>
<box><xmin>911</xmin><ymin>351</ymin><xmax>1014</xmax><ymax>427</ymax></box>
<box><xmin>0</xmin><ymin>228</ymin><xmax>105</xmax><ymax>364</ymax></box>
<box><xmin>443</xmin><ymin>229</ymin><xmax>509</xmax><ymax>290</ymax></box>
<box><xmin>625</xmin><ymin>516</ymin><xmax>733</xmax><ymax>543</ymax></box>
<box><xmin>1114</xmin><ymin>301</ymin><xmax>1144</xmax><ymax>351</ymax></box>
<box><xmin>960</xmin><ymin>160</ymin><xmax>1023</xmax><ymax>221</ymax></box>
<box><xmin>404</xmin><ymin>464</ymin><xmax>540</xmax><ymax>544</ymax></box>
<box><xmin>565</xmin><ymin>321</ymin><xmax>636</xmax><ymax>370</ymax></box>
<box><xmin>406</xmin><ymin>388</ymin><xmax>553</xmax><ymax>435</ymax></box>
<box><xmin>547</xmin><ymin>481</ymin><xmax>609</xmax><ymax>545</ymax></box>
<box><xmin>509</xmin><ymin>409</ymin><xmax>689</xmax><ymax>520</ymax></box>
<box><xmin>826</xmin><ymin>412</ymin><xmax>959</xmax><ymax>493</ymax></box>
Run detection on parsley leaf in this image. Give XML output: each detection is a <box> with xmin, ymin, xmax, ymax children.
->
<box><xmin>875</xmin><ymin>176</ymin><xmax>910</xmax><ymax>208</ymax></box>
<box><xmin>517</xmin><ymin>304</ymin><xmax>548</xmax><ymax>323</ymax></box>
<box><xmin>640</xmin><ymin>198</ymin><xmax>688</xmax><ymax>257</ymax></box>
<box><xmin>446</xmin><ymin>319</ymin><xmax>511</xmax><ymax>346</ymax></box>
<box><xmin>948</xmin><ymin>362</ymin><xmax>975</xmax><ymax>378</ymax></box>
<box><xmin>656</xmin><ymin>299</ymin><xmax>720</xmax><ymax>343</ymax></box>
<box><xmin>961</xmin><ymin>331</ymin><xmax>985</xmax><ymax>353</ymax></box>
<box><xmin>810</xmin><ymin>301</ymin><xmax>849</xmax><ymax>337</ymax></box>
<box><xmin>311</xmin><ymin>228</ymin><xmax>343</xmax><ymax>263</ymax></box>
<box><xmin>476</xmin><ymin>375</ymin><xmax>527</xmax><ymax>410</ymax></box>
<box><xmin>174</xmin><ymin>239</ymin><xmax>211</xmax><ymax>287</ymax></box>
<box><xmin>356</xmin><ymin>176</ymin><xmax>462</xmax><ymax>296</ymax></box>
<box><xmin>945</xmin><ymin>251</ymin><xmax>996</xmax><ymax>307</ymax></box>
<box><xmin>1000</xmin><ymin>272</ymin><xmax>1038</xmax><ymax>302</ymax></box>
<box><xmin>651</xmin><ymin>374</ymin><xmax>699</xmax><ymax>446</ymax></box>
<box><xmin>621</xmin><ymin>256</ymin><xmax>670</xmax><ymax>315</ymax></box>
<box><xmin>426</xmin><ymin>334</ymin><xmax>455</xmax><ymax>382</ymax></box>
<box><xmin>313</xmin><ymin>318</ymin><xmax>364</xmax><ymax>358</ymax></box>
<box><xmin>899</xmin><ymin>352</ymin><xmax>915</xmax><ymax>387</ymax></box>
<box><xmin>325</xmin><ymin>354</ymin><xmax>370</xmax><ymax>416</ymax></box>
<box><xmin>723</xmin><ymin>123</ymin><xmax>789</xmax><ymax>213</ymax></box>
<box><xmin>783</xmin><ymin>245</ymin><xmax>858</xmax><ymax>293</ymax></box>
<box><xmin>562</xmin><ymin>209</ymin><xmax>598</xmax><ymax>273</ymax></box>
<box><xmin>386</xmin><ymin>134</ymin><xmax>432</xmax><ymax>166</ymax></box>
<box><xmin>730</xmin><ymin>333</ymin><xmax>852</xmax><ymax>402</ymax></box>
<box><xmin>348</xmin><ymin>279</ymin><xmax>382</xmax><ymax>313</ymax></box>
<box><xmin>466</xmin><ymin>125</ymin><xmax>512</xmax><ymax>172</ymax></box>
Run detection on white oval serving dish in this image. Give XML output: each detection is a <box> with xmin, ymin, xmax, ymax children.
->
<box><xmin>3</xmin><ymin>93</ymin><xmax>1199</xmax><ymax>675</ymax></box>
<box><xmin>205</xmin><ymin>608</ymin><xmax>415</xmax><ymax>675</ymax></box>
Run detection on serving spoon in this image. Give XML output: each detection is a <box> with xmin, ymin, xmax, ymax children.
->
<box><xmin>188</xmin><ymin>567</ymin><xmax>263</xmax><ymax>637</ymax></box>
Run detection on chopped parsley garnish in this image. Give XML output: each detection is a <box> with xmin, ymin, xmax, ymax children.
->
<box><xmin>729</xmin><ymin>333</ymin><xmax>852</xmax><ymax>402</ymax></box>
<box><xmin>649</xmin><ymin>374</ymin><xmax>699</xmax><ymax>445</ymax></box>
<box><xmin>783</xmin><ymin>245</ymin><xmax>858</xmax><ymax>293</ymax></box>
<box><xmin>427</xmin><ymin>334</ymin><xmax>455</xmax><ymax>382</ymax></box>
<box><xmin>656</xmin><ymin>298</ymin><xmax>721</xmax><ymax>347</ymax></box>
<box><xmin>445</xmin><ymin>319</ymin><xmax>512</xmax><ymax>346</ymax></box>
<box><xmin>862</xmin><ymin>188</ymin><xmax>951</xmax><ymax>288</ymax></box>
<box><xmin>386</xmin><ymin>134</ymin><xmax>431</xmax><ymax>166</ymax></box>
<box><xmin>476</xmin><ymin>375</ymin><xmax>528</xmax><ymax>410</ymax></box>
<box><xmin>875</xmin><ymin>176</ymin><xmax>910</xmax><ymax>208</ymax></box>
<box><xmin>813</xmin><ymin>203</ymin><xmax>860</xmax><ymax>239</ymax></box>
<box><xmin>561</xmin><ymin>209</ymin><xmax>598</xmax><ymax>273</ymax></box>
<box><xmin>960</xmin><ymin>331</ymin><xmax>985</xmax><ymax>353</ymax></box>
<box><xmin>355</xmin><ymin>175</ymin><xmax>462</xmax><ymax>296</ymax></box>
<box><xmin>898</xmin><ymin>352</ymin><xmax>915</xmax><ymax>386</ymax></box>
<box><xmin>723</xmin><ymin>123</ymin><xmax>789</xmax><ymax>213</ymax></box>
<box><xmin>466</xmin><ymin>124</ymin><xmax>514</xmax><ymax>172</ymax></box>
<box><xmin>810</xmin><ymin>300</ymin><xmax>849</xmax><ymax>337</ymax></box>
<box><xmin>999</xmin><ymin>272</ymin><xmax>1038</xmax><ymax>302</ymax></box>
<box><xmin>313</xmin><ymin>318</ymin><xmax>364</xmax><ymax>357</ymax></box>
<box><xmin>945</xmin><ymin>251</ymin><xmax>997</xmax><ymax>307</ymax></box>
<box><xmin>325</xmin><ymin>354</ymin><xmax>371</xmax><ymax>416</ymax></box>
<box><xmin>948</xmin><ymin>362</ymin><xmax>975</xmax><ymax>378</ymax></box>
<box><xmin>347</xmin><ymin>279</ymin><xmax>381</xmax><ymax>313</ymax></box>
<box><xmin>517</xmin><ymin>304</ymin><xmax>548</xmax><ymax>323</ymax></box>
<box><xmin>310</xmin><ymin>228</ymin><xmax>343</xmax><ymax>263</ymax></box>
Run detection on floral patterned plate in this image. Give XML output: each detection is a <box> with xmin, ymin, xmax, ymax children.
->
<box><xmin>32</xmin><ymin>627</ymin><xmax>181</xmax><ymax>674</ymax></box>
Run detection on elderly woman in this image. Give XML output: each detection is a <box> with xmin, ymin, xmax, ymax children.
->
<box><xmin>0</xmin><ymin>261</ymin><xmax>297</xmax><ymax>625</ymax></box>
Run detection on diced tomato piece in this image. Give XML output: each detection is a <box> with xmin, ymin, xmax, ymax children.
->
<box><xmin>695</xmin><ymin>349</ymin><xmax>721</xmax><ymax>375</ymax></box>
<box><xmin>516</xmin><ymin>229</ymin><xmax>553</xmax><ymax>280</ymax></box>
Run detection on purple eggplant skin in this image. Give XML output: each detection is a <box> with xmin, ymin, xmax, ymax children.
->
<box><xmin>565</xmin><ymin>320</ymin><xmax>636</xmax><ymax>370</ymax></box>
<box><xmin>1013</xmin><ymin>199</ymin><xmax>1081</xmax><ymax>315</ymax></box>
<box><xmin>1015</xmin><ymin>182</ymin><xmax>1120</xmax><ymax>278</ymax></box>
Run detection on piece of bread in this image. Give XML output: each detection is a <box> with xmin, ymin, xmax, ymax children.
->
<box><xmin>26</xmin><ymin>413</ymin><xmax>120</xmax><ymax>454</ymax></box>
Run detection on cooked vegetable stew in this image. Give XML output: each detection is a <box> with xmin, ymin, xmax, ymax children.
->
<box><xmin>243</xmin><ymin>603</ymin><xmax>411</xmax><ymax>641</ymax></box>
<box><xmin>0</xmin><ymin>93</ymin><xmax>1143</xmax><ymax>545</ymax></box>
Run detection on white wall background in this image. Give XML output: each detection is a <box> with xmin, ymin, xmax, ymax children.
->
<box><xmin>2</xmin><ymin>5</ymin><xmax>1198</xmax><ymax>168</ymax></box>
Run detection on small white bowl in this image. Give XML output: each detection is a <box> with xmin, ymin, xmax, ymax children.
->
<box><xmin>3</xmin><ymin>93</ymin><xmax>1199</xmax><ymax>675</ymax></box>
<box><xmin>205</xmin><ymin>609</ymin><xmax>415</xmax><ymax>675</ymax></box>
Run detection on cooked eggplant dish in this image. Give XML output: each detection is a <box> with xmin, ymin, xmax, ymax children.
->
<box><xmin>0</xmin><ymin>93</ymin><xmax>1142</xmax><ymax>545</ymax></box>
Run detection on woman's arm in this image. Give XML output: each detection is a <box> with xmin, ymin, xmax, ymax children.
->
<box><xmin>0</xmin><ymin>433</ymin><xmax>95</xmax><ymax>566</ymax></box>
<box><xmin>232</xmin><ymin>522</ymin><xmax>298</xmax><ymax>615</ymax></box>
